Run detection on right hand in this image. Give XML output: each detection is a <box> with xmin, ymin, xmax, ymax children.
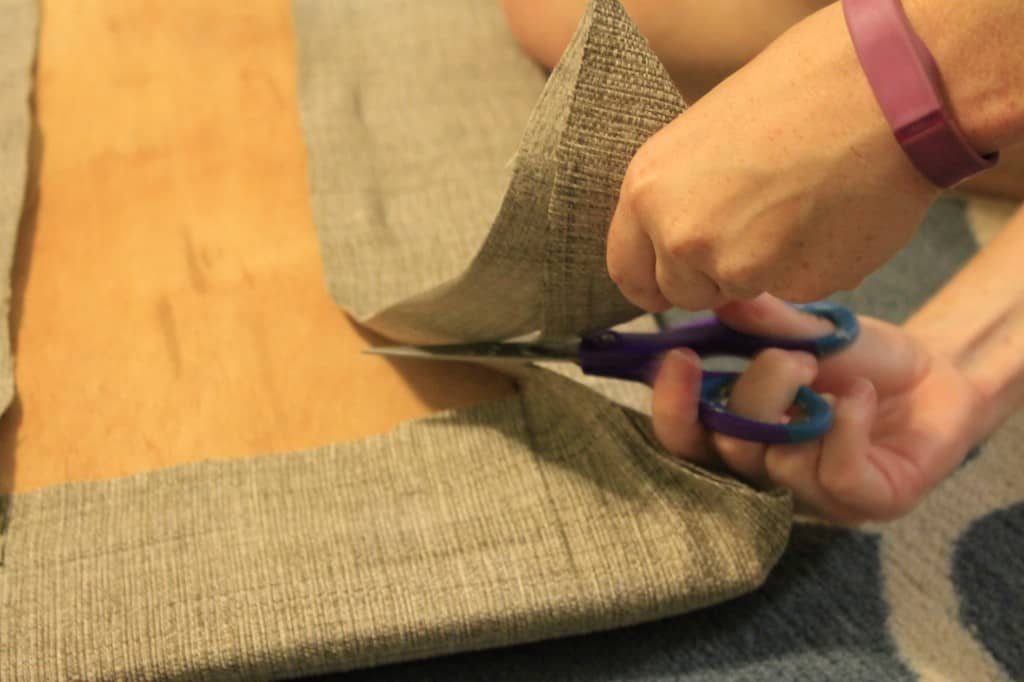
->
<box><xmin>651</xmin><ymin>295</ymin><xmax>985</xmax><ymax>523</ymax></box>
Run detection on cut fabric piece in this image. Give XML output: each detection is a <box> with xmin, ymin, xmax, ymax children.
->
<box><xmin>297</xmin><ymin>0</ymin><xmax>680</xmax><ymax>342</ymax></box>
<box><xmin>0</xmin><ymin>0</ymin><xmax>36</xmax><ymax>413</ymax></box>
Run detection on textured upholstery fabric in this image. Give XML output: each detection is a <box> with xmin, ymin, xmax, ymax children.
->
<box><xmin>0</xmin><ymin>1</ymin><xmax>792</xmax><ymax>678</ymax></box>
<box><xmin>3</xmin><ymin>0</ymin><xmax>1023</xmax><ymax>680</ymax></box>
<box><xmin>296</xmin><ymin>0</ymin><xmax>675</xmax><ymax>342</ymax></box>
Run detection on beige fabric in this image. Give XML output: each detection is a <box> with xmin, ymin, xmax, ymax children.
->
<box><xmin>2</xmin><ymin>372</ymin><xmax>788</xmax><ymax>679</ymax></box>
<box><xmin>0</xmin><ymin>0</ymin><xmax>35</xmax><ymax>413</ymax></box>
<box><xmin>298</xmin><ymin>0</ymin><xmax>682</xmax><ymax>342</ymax></box>
<box><xmin>1</xmin><ymin>0</ymin><xmax>792</xmax><ymax>677</ymax></box>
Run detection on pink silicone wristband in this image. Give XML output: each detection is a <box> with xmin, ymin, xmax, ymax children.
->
<box><xmin>842</xmin><ymin>0</ymin><xmax>998</xmax><ymax>188</ymax></box>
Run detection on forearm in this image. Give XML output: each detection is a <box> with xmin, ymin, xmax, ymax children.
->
<box><xmin>775</xmin><ymin>0</ymin><xmax>1024</xmax><ymax>156</ymax></box>
<box><xmin>907</xmin><ymin>205</ymin><xmax>1024</xmax><ymax>436</ymax></box>
<box><xmin>902</xmin><ymin>0</ymin><xmax>1024</xmax><ymax>153</ymax></box>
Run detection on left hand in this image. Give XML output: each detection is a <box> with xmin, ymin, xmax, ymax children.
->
<box><xmin>652</xmin><ymin>295</ymin><xmax>985</xmax><ymax>523</ymax></box>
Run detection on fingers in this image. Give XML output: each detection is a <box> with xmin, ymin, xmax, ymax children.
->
<box><xmin>645</xmin><ymin>292</ymin><xmax>927</xmax><ymax>523</ymax></box>
<box><xmin>816</xmin><ymin>378</ymin><xmax>902</xmax><ymax>517</ymax></box>
<box><xmin>651</xmin><ymin>335</ymin><xmax>913</xmax><ymax>523</ymax></box>
<box><xmin>651</xmin><ymin>349</ymin><xmax>715</xmax><ymax>464</ymax></box>
<box><xmin>654</xmin><ymin>256</ymin><xmax>726</xmax><ymax>312</ymax></box>
<box><xmin>714</xmin><ymin>293</ymin><xmax>835</xmax><ymax>338</ymax></box>
<box><xmin>607</xmin><ymin>195</ymin><xmax>726</xmax><ymax>312</ymax></box>
<box><xmin>812</xmin><ymin>317</ymin><xmax>926</xmax><ymax>396</ymax></box>
<box><xmin>712</xmin><ymin>349</ymin><xmax>817</xmax><ymax>482</ymax></box>
<box><xmin>762</xmin><ymin>440</ymin><xmax>864</xmax><ymax>525</ymax></box>
<box><xmin>715</xmin><ymin>294</ymin><xmax>924</xmax><ymax>396</ymax></box>
<box><xmin>607</xmin><ymin>154</ymin><xmax>727</xmax><ymax>312</ymax></box>
<box><xmin>764</xmin><ymin>378</ymin><xmax>882</xmax><ymax>524</ymax></box>
<box><xmin>607</xmin><ymin>198</ymin><xmax>671</xmax><ymax>312</ymax></box>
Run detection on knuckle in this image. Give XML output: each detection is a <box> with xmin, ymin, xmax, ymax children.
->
<box><xmin>663</xmin><ymin>232</ymin><xmax>711</xmax><ymax>263</ymax></box>
<box><xmin>713</xmin><ymin>435</ymin><xmax>748</xmax><ymax>462</ymax></box>
<box><xmin>714</xmin><ymin>259</ymin><xmax>769</xmax><ymax>297</ymax></box>
<box><xmin>625</xmin><ymin>283</ymin><xmax>666</xmax><ymax>308</ymax></box>
<box><xmin>606</xmin><ymin>256</ymin><xmax>653</xmax><ymax>297</ymax></box>
<box><xmin>654</xmin><ymin>268</ymin><xmax>693</xmax><ymax>308</ymax></box>
<box><xmin>654</xmin><ymin>263</ymin><xmax>676</xmax><ymax>293</ymax></box>
<box><xmin>755</xmin><ymin>347</ymin><xmax>792</xmax><ymax>368</ymax></box>
<box><xmin>673</xmin><ymin>297</ymin><xmax>708</xmax><ymax>313</ymax></box>
<box><xmin>609</xmin><ymin>268</ymin><xmax>666</xmax><ymax>311</ymax></box>
<box><xmin>750</xmin><ymin>348</ymin><xmax>814</xmax><ymax>383</ymax></box>
<box><xmin>879</xmin><ymin>477</ymin><xmax>924</xmax><ymax>520</ymax></box>
<box><xmin>819</xmin><ymin>467</ymin><xmax>863</xmax><ymax>506</ymax></box>
<box><xmin>775</xmin><ymin>279</ymin><xmax>830</xmax><ymax>304</ymax></box>
<box><xmin>620</xmin><ymin>152</ymin><xmax>660</xmax><ymax>211</ymax></box>
<box><xmin>605</xmin><ymin>253</ymin><xmax>627</xmax><ymax>286</ymax></box>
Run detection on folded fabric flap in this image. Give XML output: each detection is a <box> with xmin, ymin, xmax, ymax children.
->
<box><xmin>543</xmin><ymin>0</ymin><xmax>684</xmax><ymax>336</ymax></box>
<box><xmin>296</xmin><ymin>0</ymin><xmax>546</xmax><ymax>343</ymax></box>
<box><xmin>0</xmin><ymin>0</ymin><xmax>38</xmax><ymax>414</ymax></box>
<box><xmin>0</xmin><ymin>367</ymin><xmax>789</xmax><ymax>678</ymax></box>
<box><xmin>300</xmin><ymin>0</ymin><xmax>681</xmax><ymax>344</ymax></box>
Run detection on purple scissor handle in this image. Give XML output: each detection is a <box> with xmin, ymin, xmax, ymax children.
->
<box><xmin>578</xmin><ymin>302</ymin><xmax>859</xmax><ymax>443</ymax></box>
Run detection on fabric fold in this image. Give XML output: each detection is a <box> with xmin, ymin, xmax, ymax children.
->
<box><xmin>2</xmin><ymin>0</ymin><xmax>794</xmax><ymax>677</ymax></box>
<box><xmin>298</xmin><ymin>0</ymin><xmax>681</xmax><ymax>342</ymax></box>
<box><xmin>1</xmin><ymin>368</ymin><xmax>790</xmax><ymax>679</ymax></box>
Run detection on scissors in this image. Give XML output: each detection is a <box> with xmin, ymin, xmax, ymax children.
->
<box><xmin>366</xmin><ymin>302</ymin><xmax>859</xmax><ymax>444</ymax></box>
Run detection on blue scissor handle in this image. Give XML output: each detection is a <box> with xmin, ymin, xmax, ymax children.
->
<box><xmin>698</xmin><ymin>372</ymin><xmax>834</xmax><ymax>444</ymax></box>
<box><xmin>578</xmin><ymin>301</ymin><xmax>858</xmax><ymax>444</ymax></box>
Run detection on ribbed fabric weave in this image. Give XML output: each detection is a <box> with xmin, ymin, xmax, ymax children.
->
<box><xmin>0</xmin><ymin>1</ymin><xmax>793</xmax><ymax>678</ymax></box>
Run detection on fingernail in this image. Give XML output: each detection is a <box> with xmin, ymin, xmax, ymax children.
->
<box><xmin>789</xmin><ymin>351</ymin><xmax>818</xmax><ymax>379</ymax></box>
<box><xmin>663</xmin><ymin>348</ymin><xmax>700</xmax><ymax>381</ymax></box>
<box><xmin>849</xmin><ymin>377</ymin><xmax>876</xmax><ymax>400</ymax></box>
<box><xmin>792</xmin><ymin>351</ymin><xmax>817</xmax><ymax>369</ymax></box>
<box><xmin>672</xmin><ymin>348</ymin><xmax>700</xmax><ymax>364</ymax></box>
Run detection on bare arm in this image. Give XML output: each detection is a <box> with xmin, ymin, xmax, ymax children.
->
<box><xmin>908</xmin><ymin>204</ymin><xmax>1024</xmax><ymax>437</ymax></box>
<box><xmin>903</xmin><ymin>0</ymin><xmax>1024</xmax><ymax>155</ymax></box>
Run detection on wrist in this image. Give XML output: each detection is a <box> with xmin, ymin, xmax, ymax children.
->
<box><xmin>900</xmin><ymin>0</ymin><xmax>1024</xmax><ymax>153</ymax></box>
<box><xmin>906</xmin><ymin>290</ymin><xmax>1024</xmax><ymax>440</ymax></box>
<box><xmin>902</xmin><ymin>211</ymin><xmax>1024</xmax><ymax>433</ymax></box>
<box><xmin>906</xmin><ymin>322</ymin><xmax>1001</xmax><ymax>441</ymax></box>
<box><xmin>767</xmin><ymin>3</ymin><xmax>940</xmax><ymax>195</ymax></box>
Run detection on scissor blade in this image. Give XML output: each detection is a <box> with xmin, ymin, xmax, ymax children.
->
<box><xmin>364</xmin><ymin>339</ymin><xmax>581</xmax><ymax>364</ymax></box>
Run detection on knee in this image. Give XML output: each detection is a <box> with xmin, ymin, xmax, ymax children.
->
<box><xmin>500</xmin><ymin>0</ymin><xmax>587</xmax><ymax>70</ymax></box>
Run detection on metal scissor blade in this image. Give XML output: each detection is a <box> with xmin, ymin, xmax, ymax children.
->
<box><xmin>364</xmin><ymin>339</ymin><xmax>582</xmax><ymax>364</ymax></box>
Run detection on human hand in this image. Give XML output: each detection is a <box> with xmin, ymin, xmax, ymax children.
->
<box><xmin>606</xmin><ymin>3</ymin><xmax>939</xmax><ymax>312</ymax></box>
<box><xmin>651</xmin><ymin>295</ymin><xmax>985</xmax><ymax>522</ymax></box>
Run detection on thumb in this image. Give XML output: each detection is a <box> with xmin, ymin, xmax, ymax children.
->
<box><xmin>651</xmin><ymin>348</ymin><xmax>715</xmax><ymax>464</ymax></box>
<box><xmin>715</xmin><ymin>294</ymin><xmax>923</xmax><ymax>395</ymax></box>
<box><xmin>714</xmin><ymin>293</ymin><xmax>834</xmax><ymax>339</ymax></box>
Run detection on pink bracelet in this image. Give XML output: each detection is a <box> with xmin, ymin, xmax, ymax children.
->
<box><xmin>841</xmin><ymin>0</ymin><xmax>998</xmax><ymax>188</ymax></box>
